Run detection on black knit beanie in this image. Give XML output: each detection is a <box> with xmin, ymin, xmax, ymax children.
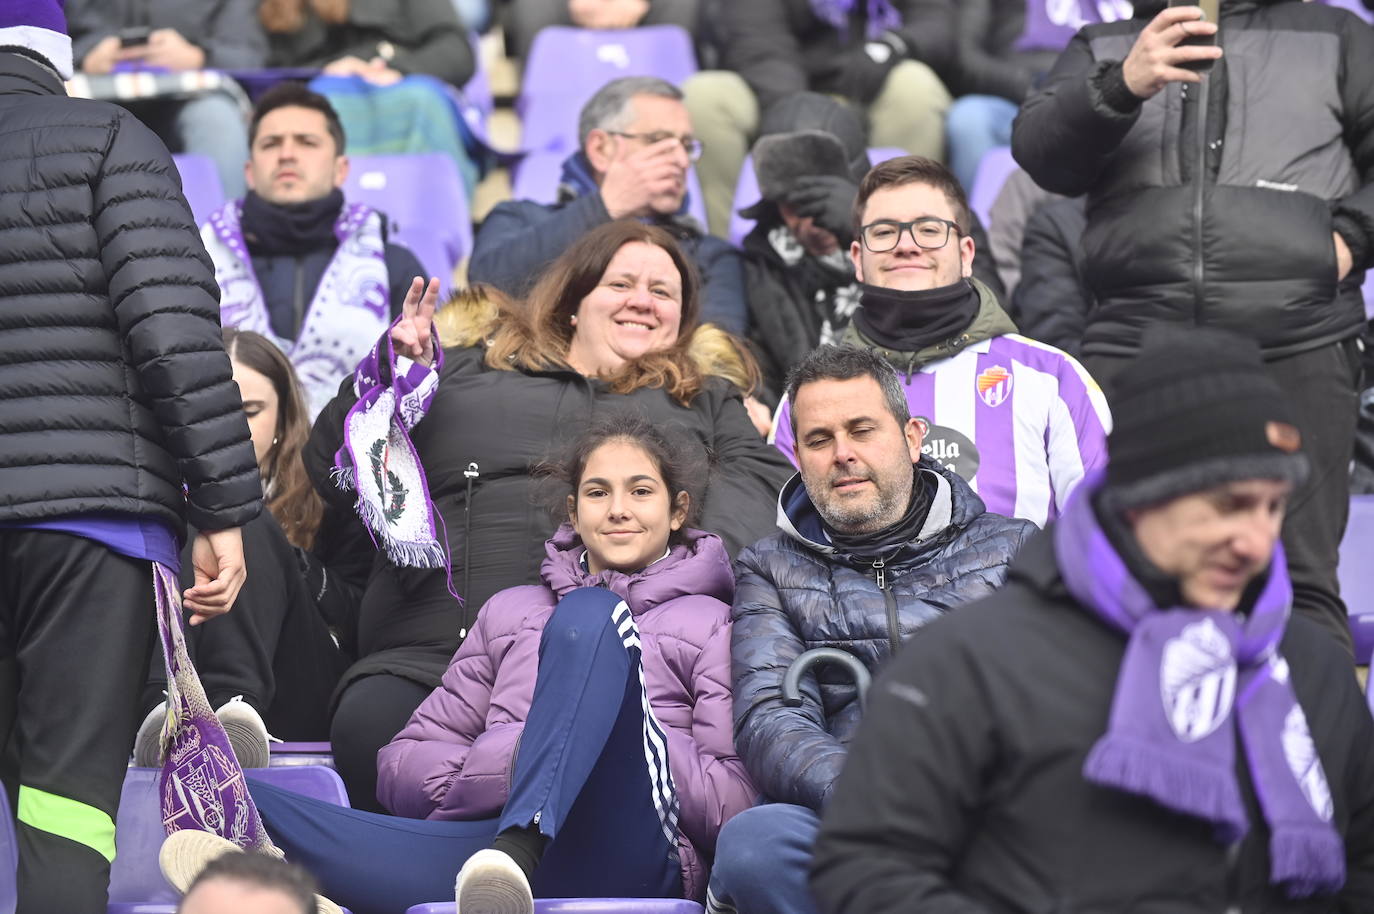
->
<box><xmin>1102</xmin><ymin>325</ymin><xmax>1309</xmax><ymax>509</ymax></box>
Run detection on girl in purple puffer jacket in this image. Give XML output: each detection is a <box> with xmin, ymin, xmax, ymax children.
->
<box><xmin>160</xmin><ymin>413</ymin><xmax>756</xmax><ymax>914</ymax></box>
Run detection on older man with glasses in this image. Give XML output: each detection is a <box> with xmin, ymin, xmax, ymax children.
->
<box><xmin>770</xmin><ymin>155</ymin><xmax>1112</xmax><ymax>529</ymax></box>
<box><xmin>470</xmin><ymin>76</ymin><xmax>749</xmax><ymax>335</ymax></box>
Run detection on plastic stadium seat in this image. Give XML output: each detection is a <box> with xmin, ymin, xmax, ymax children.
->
<box><xmin>407</xmin><ymin>900</ymin><xmax>704</xmax><ymax>913</ymax></box>
<box><xmin>171</xmin><ymin>154</ymin><xmax>225</xmax><ymax>229</ymax></box>
<box><xmin>107</xmin><ymin>766</ymin><xmax>349</xmax><ymax>913</ymax></box>
<box><xmin>727</xmin><ymin>147</ymin><xmax>907</xmax><ymax>247</ymax></box>
<box><xmin>1319</xmin><ymin>0</ymin><xmax>1373</xmax><ymax>23</ymax></box>
<box><xmin>510</xmin><ymin>151</ymin><xmax>709</xmax><ymax>230</ymax></box>
<box><xmin>517</xmin><ymin>25</ymin><xmax>698</xmax><ymax>156</ymax></box>
<box><xmin>343</xmin><ymin>153</ymin><xmax>473</xmax><ymax>296</ymax></box>
<box><xmin>1342</xmin><ymin>494</ymin><xmax>1374</xmax><ymax>663</ymax></box>
<box><xmin>967</xmin><ymin>146</ymin><xmax>1017</xmax><ymax>234</ymax></box>
<box><xmin>269</xmin><ymin>741</ymin><xmax>337</xmax><ymax>770</ymax></box>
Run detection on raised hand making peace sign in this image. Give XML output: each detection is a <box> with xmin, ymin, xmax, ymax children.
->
<box><xmin>391</xmin><ymin>276</ymin><xmax>441</xmax><ymax>368</ymax></box>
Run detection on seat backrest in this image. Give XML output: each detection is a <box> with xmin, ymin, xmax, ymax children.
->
<box><xmin>1014</xmin><ymin>0</ymin><xmax>1133</xmax><ymax>52</ymax></box>
<box><xmin>517</xmin><ymin>25</ymin><xmax>699</xmax><ymax>155</ymax></box>
<box><xmin>268</xmin><ymin>742</ymin><xmax>337</xmax><ymax>770</ymax></box>
<box><xmin>1318</xmin><ymin>0</ymin><xmax>1374</xmax><ymax>23</ymax></box>
<box><xmin>968</xmin><ymin>147</ymin><xmax>1019</xmax><ymax>234</ymax></box>
<box><xmin>109</xmin><ymin>766</ymin><xmax>349</xmax><ymax>906</ymax></box>
<box><xmin>343</xmin><ymin>154</ymin><xmax>472</xmax><ymax>296</ymax></box>
<box><xmin>1341</xmin><ymin>495</ymin><xmax>1374</xmax><ymax>663</ymax></box>
<box><xmin>405</xmin><ymin>901</ymin><xmax>704</xmax><ymax>913</ymax></box>
<box><xmin>172</xmin><ymin>154</ymin><xmax>226</xmax><ymax>229</ymax></box>
<box><xmin>727</xmin><ymin>147</ymin><xmax>907</xmax><ymax>247</ymax></box>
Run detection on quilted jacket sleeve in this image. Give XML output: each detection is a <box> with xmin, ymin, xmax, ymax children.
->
<box><xmin>730</xmin><ymin>544</ymin><xmax>848</xmax><ymax>812</ymax></box>
<box><xmin>661</xmin><ymin>617</ymin><xmax>757</xmax><ymax>856</ymax></box>
<box><xmin>94</xmin><ymin>109</ymin><xmax>260</xmax><ymax>531</ymax></box>
<box><xmin>1331</xmin><ymin>12</ymin><xmax>1374</xmax><ymax>271</ymax></box>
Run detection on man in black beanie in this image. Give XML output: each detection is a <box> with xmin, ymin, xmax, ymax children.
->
<box><xmin>810</xmin><ymin>324</ymin><xmax>1374</xmax><ymax>914</ymax></box>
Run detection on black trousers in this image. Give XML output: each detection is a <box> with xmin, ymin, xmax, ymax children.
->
<box><xmin>1086</xmin><ymin>337</ymin><xmax>1360</xmax><ymax>654</ymax></box>
<box><xmin>143</xmin><ymin>511</ymin><xmax>351</xmax><ymax>740</ymax></box>
<box><xmin>330</xmin><ymin>674</ymin><xmax>432</xmax><ymax>813</ymax></box>
<box><xmin>0</xmin><ymin>531</ymin><xmax>155</xmax><ymax>913</ymax></box>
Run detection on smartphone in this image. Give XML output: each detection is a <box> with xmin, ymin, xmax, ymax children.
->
<box><xmin>1168</xmin><ymin>0</ymin><xmax>1219</xmax><ymax>73</ymax></box>
<box><xmin>119</xmin><ymin>26</ymin><xmax>151</xmax><ymax>48</ymax></box>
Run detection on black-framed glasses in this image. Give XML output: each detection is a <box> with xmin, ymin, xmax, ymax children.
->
<box><xmin>859</xmin><ymin>217</ymin><xmax>963</xmax><ymax>252</ymax></box>
<box><xmin>607</xmin><ymin>130</ymin><xmax>703</xmax><ymax>161</ymax></box>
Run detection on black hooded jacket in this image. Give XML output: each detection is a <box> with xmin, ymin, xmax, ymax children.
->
<box><xmin>1011</xmin><ymin>0</ymin><xmax>1374</xmax><ymax>358</ymax></box>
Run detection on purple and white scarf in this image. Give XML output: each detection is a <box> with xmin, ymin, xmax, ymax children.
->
<box><xmin>331</xmin><ymin>321</ymin><xmax>453</xmax><ymax>581</ymax></box>
<box><xmin>151</xmin><ymin>563</ymin><xmax>277</xmax><ymax>854</ymax></box>
<box><xmin>1054</xmin><ymin>472</ymin><xmax>1344</xmax><ymax>898</ymax></box>
<box><xmin>809</xmin><ymin>0</ymin><xmax>902</xmax><ymax>40</ymax></box>
<box><xmin>203</xmin><ymin>199</ymin><xmax>391</xmax><ymax>420</ymax></box>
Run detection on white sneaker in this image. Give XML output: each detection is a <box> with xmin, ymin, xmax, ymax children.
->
<box><xmin>159</xmin><ymin>830</ymin><xmax>343</xmax><ymax>914</ymax></box>
<box><xmin>133</xmin><ymin>700</ymin><xmax>167</xmax><ymax>768</ymax></box>
<box><xmin>456</xmin><ymin>848</ymin><xmax>534</xmax><ymax>914</ymax></box>
<box><xmin>215</xmin><ymin>696</ymin><xmax>271</xmax><ymax>769</ymax></box>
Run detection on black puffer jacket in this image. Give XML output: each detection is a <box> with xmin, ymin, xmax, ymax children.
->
<box><xmin>718</xmin><ymin>0</ymin><xmax>956</xmax><ymax>109</ymax></box>
<box><xmin>1012</xmin><ymin>0</ymin><xmax>1374</xmax><ymax>358</ymax></box>
<box><xmin>730</xmin><ymin>459</ymin><xmax>1036</xmax><ymax>811</ymax></box>
<box><xmin>304</xmin><ymin>337</ymin><xmax>794</xmax><ymax>693</ymax></box>
<box><xmin>0</xmin><ymin>53</ymin><xmax>260</xmax><ymax>533</ymax></box>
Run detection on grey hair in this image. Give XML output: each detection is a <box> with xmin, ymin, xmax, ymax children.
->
<box><xmin>786</xmin><ymin>345</ymin><xmax>911</xmax><ymax>437</ymax></box>
<box><xmin>577</xmin><ymin>76</ymin><xmax>684</xmax><ymax>146</ymax></box>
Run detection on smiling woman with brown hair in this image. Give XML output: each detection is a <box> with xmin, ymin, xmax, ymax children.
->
<box><xmin>303</xmin><ymin>219</ymin><xmax>792</xmax><ymax>812</ymax></box>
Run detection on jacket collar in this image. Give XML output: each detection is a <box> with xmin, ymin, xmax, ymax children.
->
<box><xmin>0</xmin><ymin>50</ymin><xmax>65</xmax><ymax>97</ymax></box>
<box><xmin>840</xmin><ymin>276</ymin><xmax>1017</xmax><ymax>375</ymax></box>
<box><xmin>775</xmin><ymin>456</ymin><xmax>984</xmax><ymax>567</ymax></box>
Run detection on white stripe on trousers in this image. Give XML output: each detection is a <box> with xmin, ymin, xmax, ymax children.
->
<box><xmin>612</xmin><ymin>600</ymin><xmax>680</xmax><ymax>849</ymax></box>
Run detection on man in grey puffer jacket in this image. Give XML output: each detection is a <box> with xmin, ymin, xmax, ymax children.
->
<box><xmin>705</xmin><ymin>345</ymin><xmax>1034</xmax><ymax>914</ymax></box>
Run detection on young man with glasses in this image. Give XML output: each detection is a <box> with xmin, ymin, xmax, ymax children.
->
<box><xmin>770</xmin><ymin>156</ymin><xmax>1112</xmax><ymax>528</ymax></box>
<box><xmin>470</xmin><ymin>76</ymin><xmax>748</xmax><ymax>335</ymax></box>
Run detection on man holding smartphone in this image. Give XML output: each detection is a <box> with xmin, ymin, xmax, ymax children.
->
<box><xmin>1011</xmin><ymin>1</ymin><xmax>1374</xmax><ymax>657</ymax></box>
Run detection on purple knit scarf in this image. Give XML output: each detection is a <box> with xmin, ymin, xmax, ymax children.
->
<box><xmin>1054</xmin><ymin>472</ymin><xmax>1344</xmax><ymax>898</ymax></box>
<box><xmin>809</xmin><ymin>0</ymin><xmax>902</xmax><ymax>40</ymax></box>
<box><xmin>331</xmin><ymin>319</ymin><xmax>453</xmax><ymax>586</ymax></box>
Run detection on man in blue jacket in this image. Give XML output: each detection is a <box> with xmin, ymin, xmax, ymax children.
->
<box><xmin>469</xmin><ymin>76</ymin><xmax>749</xmax><ymax>335</ymax></box>
<box><xmin>706</xmin><ymin>345</ymin><xmax>1035</xmax><ymax>914</ymax></box>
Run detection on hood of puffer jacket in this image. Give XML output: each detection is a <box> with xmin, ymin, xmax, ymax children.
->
<box><xmin>434</xmin><ymin>288</ymin><xmax>757</xmax><ymax>390</ymax></box>
<box><xmin>840</xmin><ymin>276</ymin><xmax>1017</xmax><ymax>376</ymax></box>
<box><xmin>774</xmin><ymin>455</ymin><xmax>990</xmax><ymax>569</ymax></box>
<box><xmin>539</xmin><ymin>522</ymin><xmax>735</xmax><ymax>615</ymax></box>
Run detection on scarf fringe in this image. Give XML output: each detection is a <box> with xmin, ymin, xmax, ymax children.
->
<box><xmin>1084</xmin><ymin>736</ymin><xmax>1248</xmax><ymax>840</ymax></box>
<box><xmin>1271</xmin><ymin>824</ymin><xmax>1346</xmax><ymax>898</ymax></box>
<box><xmin>346</xmin><ymin>481</ymin><xmax>448</xmax><ymax>570</ymax></box>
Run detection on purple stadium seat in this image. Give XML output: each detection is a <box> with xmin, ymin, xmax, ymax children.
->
<box><xmin>108</xmin><ymin>766</ymin><xmax>349</xmax><ymax>913</ymax></box>
<box><xmin>269</xmin><ymin>741</ymin><xmax>336</xmax><ymax>770</ymax></box>
<box><xmin>1362</xmin><ymin>272</ymin><xmax>1373</xmax><ymax>321</ymax></box>
<box><xmin>968</xmin><ymin>146</ymin><xmax>1017</xmax><ymax>233</ymax></box>
<box><xmin>343</xmin><ymin>153</ymin><xmax>473</xmax><ymax>296</ymax></box>
<box><xmin>511</xmin><ymin>151</ymin><xmax>709</xmax><ymax>230</ymax></box>
<box><xmin>0</xmin><ymin>787</ymin><xmax>14</xmax><ymax>913</ymax></box>
<box><xmin>517</xmin><ymin>25</ymin><xmax>699</xmax><ymax>156</ymax></box>
<box><xmin>1318</xmin><ymin>0</ymin><xmax>1374</xmax><ymax>23</ymax></box>
<box><xmin>727</xmin><ymin>147</ymin><xmax>907</xmax><ymax>247</ymax></box>
<box><xmin>406</xmin><ymin>900</ymin><xmax>704</xmax><ymax>913</ymax></box>
<box><xmin>171</xmin><ymin>154</ymin><xmax>225</xmax><ymax>229</ymax></box>
<box><xmin>1341</xmin><ymin>495</ymin><xmax>1374</xmax><ymax>663</ymax></box>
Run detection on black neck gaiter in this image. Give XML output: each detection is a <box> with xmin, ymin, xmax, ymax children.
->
<box><xmin>824</xmin><ymin>468</ymin><xmax>933</xmax><ymax>560</ymax></box>
<box><xmin>852</xmin><ymin>278</ymin><xmax>980</xmax><ymax>352</ymax></box>
<box><xmin>241</xmin><ymin>189</ymin><xmax>344</xmax><ymax>256</ymax></box>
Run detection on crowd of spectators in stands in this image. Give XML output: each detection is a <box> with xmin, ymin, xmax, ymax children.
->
<box><xmin>2</xmin><ymin>0</ymin><xmax>1374</xmax><ymax>912</ymax></box>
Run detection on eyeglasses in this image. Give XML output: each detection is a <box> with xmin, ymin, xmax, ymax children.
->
<box><xmin>607</xmin><ymin>131</ymin><xmax>703</xmax><ymax>161</ymax></box>
<box><xmin>859</xmin><ymin>217</ymin><xmax>963</xmax><ymax>253</ymax></box>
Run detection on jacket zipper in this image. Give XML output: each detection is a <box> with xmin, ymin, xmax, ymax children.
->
<box><xmin>460</xmin><ymin>461</ymin><xmax>479</xmax><ymax>638</ymax></box>
<box><xmin>1190</xmin><ymin>67</ymin><xmax>1211</xmax><ymax>322</ymax></box>
<box><xmin>873</xmin><ymin>558</ymin><xmax>901</xmax><ymax>657</ymax></box>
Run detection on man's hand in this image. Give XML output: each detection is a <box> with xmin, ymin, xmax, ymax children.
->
<box><xmin>1335</xmin><ymin>232</ymin><xmax>1353</xmax><ymax>282</ymax></box>
<box><xmin>1121</xmin><ymin>5</ymin><xmax>1223</xmax><ymax>99</ymax></box>
<box><xmin>184</xmin><ymin>528</ymin><xmax>247</xmax><ymax>625</ymax></box>
<box><xmin>787</xmin><ymin>175</ymin><xmax>860</xmax><ymax>245</ymax></box>
<box><xmin>360</xmin><ymin>57</ymin><xmax>403</xmax><ymax>86</ymax></box>
<box><xmin>120</xmin><ymin>28</ymin><xmax>206</xmax><ymax>71</ymax></box>
<box><xmin>744</xmin><ymin>396</ymin><xmax>774</xmax><ymax>438</ymax></box>
<box><xmin>599</xmin><ymin>137</ymin><xmax>688</xmax><ymax>219</ymax></box>
<box><xmin>323</xmin><ymin>55</ymin><xmax>375</xmax><ymax>77</ymax></box>
<box><xmin>81</xmin><ymin>35</ymin><xmax>121</xmax><ymax>75</ymax></box>
<box><xmin>392</xmin><ymin>276</ymin><xmax>441</xmax><ymax>367</ymax></box>
<box><xmin>569</xmin><ymin>0</ymin><xmax>649</xmax><ymax>29</ymax></box>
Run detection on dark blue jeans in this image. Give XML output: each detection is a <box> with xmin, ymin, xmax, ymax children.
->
<box><xmin>249</xmin><ymin>587</ymin><xmax>682</xmax><ymax>914</ymax></box>
<box><xmin>706</xmin><ymin>804</ymin><xmax>820</xmax><ymax>914</ymax></box>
